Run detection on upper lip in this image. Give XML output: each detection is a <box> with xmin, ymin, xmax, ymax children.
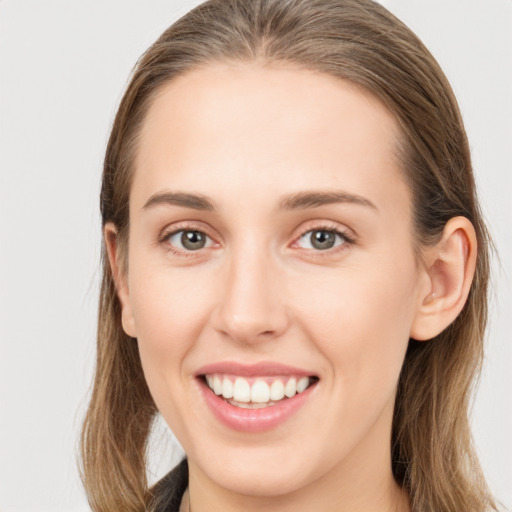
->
<box><xmin>195</xmin><ymin>361</ymin><xmax>318</xmax><ymax>378</ymax></box>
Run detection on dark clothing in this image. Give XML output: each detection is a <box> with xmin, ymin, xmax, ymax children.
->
<box><xmin>151</xmin><ymin>458</ymin><xmax>188</xmax><ymax>512</ymax></box>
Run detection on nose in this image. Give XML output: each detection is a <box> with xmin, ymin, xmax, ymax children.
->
<box><xmin>212</xmin><ymin>243</ymin><xmax>290</xmax><ymax>345</ymax></box>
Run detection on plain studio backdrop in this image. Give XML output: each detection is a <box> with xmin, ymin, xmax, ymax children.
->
<box><xmin>0</xmin><ymin>1</ymin><xmax>510</xmax><ymax>511</ymax></box>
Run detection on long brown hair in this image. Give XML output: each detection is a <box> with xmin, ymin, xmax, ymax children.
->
<box><xmin>80</xmin><ymin>1</ymin><xmax>496</xmax><ymax>510</ymax></box>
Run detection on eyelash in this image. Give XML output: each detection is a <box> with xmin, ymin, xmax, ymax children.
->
<box><xmin>158</xmin><ymin>223</ymin><xmax>217</xmax><ymax>257</ymax></box>
<box><xmin>293</xmin><ymin>225</ymin><xmax>355</xmax><ymax>254</ymax></box>
<box><xmin>159</xmin><ymin>223</ymin><xmax>355</xmax><ymax>257</ymax></box>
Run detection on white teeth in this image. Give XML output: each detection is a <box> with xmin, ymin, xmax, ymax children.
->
<box><xmin>213</xmin><ymin>375</ymin><xmax>222</xmax><ymax>395</ymax></box>
<box><xmin>222</xmin><ymin>377</ymin><xmax>234</xmax><ymax>399</ymax></box>
<box><xmin>205</xmin><ymin>374</ymin><xmax>314</xmax><ymax>406</ymax></box>
<box><xmin>269</xmin><ymin>380</ymin><xmax>285</xmax><ymax>401</ymax></box>
<box><xmin>284</xmin><ymin>377</ymin><xmax>297</xmax><ymax>398</ymax></box>
<box><xmin>251</xmin><ymin>381</ymin><xmax>270</xmax><ymax>403</ymax></box>
<box><xmin>297</xmin><ymin>376</ymin><xmax>309</xmax><ymax>393</ymax></box>
<box><xmin>233</xmin><ymin>377</ymin><xmax>251</xmax><ymax>402</ymax></box>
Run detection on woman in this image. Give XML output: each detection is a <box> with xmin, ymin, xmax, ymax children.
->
<box><xmin>80</xmin><ymin>0</ymin><xmax>498</xmax><ymax>510</ymax></box>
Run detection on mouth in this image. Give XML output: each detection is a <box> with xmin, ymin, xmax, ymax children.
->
<box><xmin>195</xmin><ymin>362</ymin><xmax>319</xmax><ymax>432</ymax></box>
<box><xmin>201</xmin><ymin>374</ymin><xmax>319</xmax><ymax>409</ymax></box>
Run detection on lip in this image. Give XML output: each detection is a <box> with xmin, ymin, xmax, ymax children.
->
<box><xmin>195</xmin><ymin>361</ymin><xmax>318</xmax><ymax>433</ymax></box>
<box><xmin>195</xmin><ymin>361</ymin><xmax>317</xmax><ymax>378</ymax></box>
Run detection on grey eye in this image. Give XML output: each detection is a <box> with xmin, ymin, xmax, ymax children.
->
<box><xmin>168</xmin><ymin>230</ymin><xmax>211</xmax><ymax>251</ymax></box>
<box><xmin>298</xmin><ymin>230</ymin><xmax>345</xmax><ymax>250</ymax></box>
<box><xmin>181</xmin><ymin>231</ymin><xmax>206</xmax><ymax>250</ymax></box>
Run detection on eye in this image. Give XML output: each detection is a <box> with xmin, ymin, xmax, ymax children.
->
<box><xmin>297</xmin><ymin>229</ymin><xmax>349</xmax><ymax>251</ymax></box>
<box><xmin>166</xmin><ymin>230</ymin><xmax>214</xmax><ymax>251</ymax></box>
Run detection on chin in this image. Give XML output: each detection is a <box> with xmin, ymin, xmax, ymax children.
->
<box><xmin>207</xmin><ymin>460</ymin><xmax>314</xmax><ymax>497</ymax></box>
<box><xmin>188</xmin><ymin>439</ymin><xmax>330</xmax><ymax>498</ymax></box>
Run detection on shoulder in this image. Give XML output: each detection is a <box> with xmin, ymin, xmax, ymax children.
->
<box><xmin>150</xmin><ymin>458</ymin><xmax>188</xmax><ymax>512</ymax></box>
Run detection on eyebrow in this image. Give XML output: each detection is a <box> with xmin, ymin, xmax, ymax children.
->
<box><xmin>280</xmin><ymin>190</ymin><xmax>377</xmax><ymax>211</ymax></box>
<box><xmin>143</xmin><ymin>191</ymin><xmax>215</xmax><ymax>211</ymax></box>
<box><xmin>142</xmin><ymin>189</ymin><xmax>377</xmax><ymax>212</ymax></box>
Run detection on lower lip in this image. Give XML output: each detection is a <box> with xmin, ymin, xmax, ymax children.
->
<box><xmin>198</xmin><ymin>378</ymin><xmax>316</xmax><ymax>433</ymax></box>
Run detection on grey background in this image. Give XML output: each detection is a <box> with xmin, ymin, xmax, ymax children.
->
<box><xmin>0</xmin><ymin>1</ymin><xmax>510</xmax><ymax>510</ymax></box>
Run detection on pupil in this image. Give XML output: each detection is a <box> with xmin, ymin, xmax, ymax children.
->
<box><xmin>181</xmin><ymin>231</ymin><xmax>205</xmax><ymax>250</ymax></box>
<box><xmin>311</xmin><ymin>230</ymin><xmax>335</xmax><ymax>250</ymax></box>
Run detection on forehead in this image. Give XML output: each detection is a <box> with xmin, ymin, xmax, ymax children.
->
<box><xmin>132</xmin><ymin>62</ymin><xmax>409</xmax><ymax>216</ymax></box>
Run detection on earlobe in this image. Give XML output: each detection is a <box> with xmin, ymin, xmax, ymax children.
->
<box><xmin>410</xmin><ymin>216</ymin><xmax>477</xmax><ymax>341</ymax></box>
<box><xmin>104</xmin><ymin>223</ymin><xmax>137</xmax><ymax>338</ymax></box>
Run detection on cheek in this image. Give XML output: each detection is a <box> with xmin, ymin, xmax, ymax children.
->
<box><xmin>127</xmin><ymin>262</ymin><xmax>213</xmax><ymax>389</ymax></box>
<box><xmin>294</xmin><ymin>255</ymin><xmax>419</xmax><ymax>396</ymax></box>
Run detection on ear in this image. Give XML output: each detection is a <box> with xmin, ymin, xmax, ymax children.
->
<box><xmin>104</xmin><ymin>222</ymin><xmax>137</xmax><ymax>338</ymax></box>
<box><xmin>410</xmin><ymin>216</ymin><xmax>477</xmax><ymax>341</ymax></box>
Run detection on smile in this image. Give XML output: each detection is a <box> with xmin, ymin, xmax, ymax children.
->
<box><xmin>204</xmin><ymin>374</ymin><xmax>316</xmax><ymax>408</ymax></box>
<box><xmin>195</xmin><ymin>362</ymin><xmax>319</xmax><ymax>432</ymax></box>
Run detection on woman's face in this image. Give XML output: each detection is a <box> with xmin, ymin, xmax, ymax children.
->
<box><xmin>117</xmin><ymin>63</ymin><xmax>428</xmax><ymax>498</ymax></box>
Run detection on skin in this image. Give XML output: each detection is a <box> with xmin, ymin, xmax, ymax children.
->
<box><xmin>106</xmin><ymin>62</ymin><xmax>477</xmax><ymax>512</ymax></box>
